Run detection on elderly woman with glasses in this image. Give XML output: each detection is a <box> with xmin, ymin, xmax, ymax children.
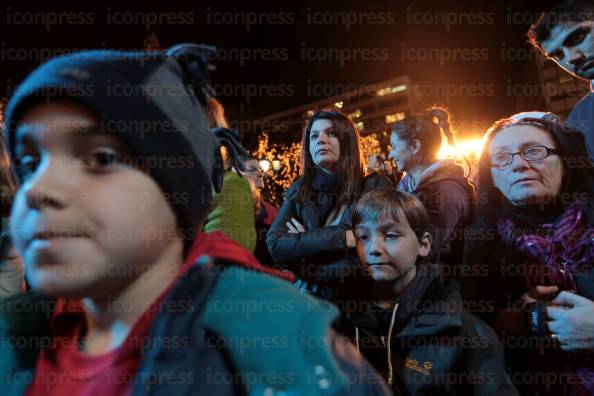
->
<box><xmin>461</xmin><ymin>113</ymin><xmax>594</xmax><ymax>396</ymax></box>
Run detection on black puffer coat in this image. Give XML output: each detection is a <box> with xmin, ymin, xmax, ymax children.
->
<box><xmin>266</xmin><ymin>173</ymin><xmax>392</xmax><ymax>301</ymax></box>
<box><xmin>340</xmin><ymin>264</ymin><xmax>518</xmax><ymax>396</ymax></box>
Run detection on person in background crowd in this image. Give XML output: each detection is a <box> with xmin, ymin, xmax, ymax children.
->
<box><xmin>389</xmin><ymin>108</ymin><xmax>474</xmax><ymax>279</ymax></box>
<box><xmin>367</xmin><ymin>153</ymin><xmax>397</xmax><ymax>185</ymax></box>
<box><xmin>461</xmin><ymin>115</ymin><xmax>594</xmax><ymax>395</ymax></box>
<box><xmin>341</xmin><ymin>188</ymin><xmax>517</xmax><ymax>396</ymax></box>
<box><xmin>0</xmin><ymin>45</ymin><xmax>393</xmax><ymax>396</ymax></box>
<box><xmin>0</xmin><ymin>134</ymin><xmax>24</xmax><ymax>298</ymax></box>
<box><xmin>202</xmin><ymin>125</ymin><xmax>257</xmax><ymax>252</ymax></box>
<box><xmin>267</xmin><ymin>109</ymin><xmax>393</xmax><ymax>302</ymax></box>
<box><xmin>242</xmin><ymin>157</ymin><xmax>278</xmax><ymax>266</ymax></box>
<box><xmin>528</xmin><ymin>0</ymin><xmax>594</xmax><ymax>159</ymax></box>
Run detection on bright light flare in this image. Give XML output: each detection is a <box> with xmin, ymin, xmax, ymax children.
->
<box><xmin>259</xmin><ymin>160</ymin><xmax>271</xmax><ymax>172</ymax></box>
<box><xmin>438</xmin><ymin>137</ymin><xmax>486</xmax><ymax>160</ymax></box>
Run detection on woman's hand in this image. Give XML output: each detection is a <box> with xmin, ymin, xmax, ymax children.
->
<box><xmin>518</xmin><ymin>285</ymin><xmax>559</xmax><ymax>310</ymax></box>
<box><xmin>345</xmin><ymin>230</ymin><xmax>356</xmax><ymax>248</ymax></box>
<box><xmin>286</xmin><ymin>218</ymin><xmax>306</xmax><ymax>234</ymax></box>
<box><xmin>547</xmin><ymin>291</ymin><xmax>594</xmax><ymax>352</ymax></box>
<box><xmin>0</xmin><ymin>248</ymin><xmax>25</xmax><ymax>298</ymax></box>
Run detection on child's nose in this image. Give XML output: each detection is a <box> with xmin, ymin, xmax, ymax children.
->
<box><xmin>368</xmin><ymin>249</ymin><xmax>382</xmax><ymax>257</ymax></box>
<box><xmin>24</xmin><ymin>160</ymin><xmax>70</xmax><ymax>210</ymax></box>
<box><xmin>367</xmin><ymin>238</ymin><xmax>383</xmax><ymax>257</ymax></box>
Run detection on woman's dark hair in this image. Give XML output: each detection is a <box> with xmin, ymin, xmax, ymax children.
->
<box><xmin>475</xmin><ymin>117</ymin><xmax>594</xmax><ymax>227</ymax></box>
<box><xmin>297</xmin><ymin>110</ymin><xmax>365</xmax><ymax>206</ymax></box>
<box><xmin>391</xmin><ymin>107</ymin><xmax>456</xmax><ymax>165</ymax></box>
<box><xmin>212</xmin><ymin>127</ymin><xmax>248</xmax><ymax>173</ymax></box>
<box><xmin>205</xmin><ymin>97</ymin><xmax>228</xmax><ymax>129</ymax></box>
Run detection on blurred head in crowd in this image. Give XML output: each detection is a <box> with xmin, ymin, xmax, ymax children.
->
<box><xmin>528</xmin><ymin>0</ymin><xmax>594</xmax><ymax>80</ymax></box>
<box><xmin>389</xmin><ymin>108</ymin><xmax>455</xmax><ymax>173</ymax></box>
<box><xmin>243</xmin><ymin>158</ymin><xmax>264</xmax><ymax>189</ymax></box>
<box><xmin>3</xmin><ymin>45</ymin><xmax>221</xmax><ymax>298</ymax></box>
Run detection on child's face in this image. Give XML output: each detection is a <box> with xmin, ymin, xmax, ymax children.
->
<box><xmin>10</xmin><ymin>101</ymin><xmax>181</xmax><ymax>298</ymax></box>
<box><xmin>355</xmin><ymin>214</ymin><xmax>431</xmax><ymax>283</ymax></box>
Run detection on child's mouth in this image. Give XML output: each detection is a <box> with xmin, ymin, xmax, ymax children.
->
<box><xmin>32</xmin><ymin>231</ymin><xmax>90</xmax><ymax>240</ymax></box>
<box><xmin>28</xmin><ymin>231</ymin><xmax>91</xmax><ymax>248</ymax></box>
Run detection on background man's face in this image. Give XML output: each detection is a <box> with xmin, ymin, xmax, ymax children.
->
<box><xmin>542</xmin><ymin>20</ymin><xmax>594</xmax><ymax>80</ymax></box>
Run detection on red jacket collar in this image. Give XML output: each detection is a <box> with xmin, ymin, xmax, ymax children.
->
<box><xmin>186</xmin><ymin>231</ymin><xmax>295</xmax><ymax>282</ymax></box>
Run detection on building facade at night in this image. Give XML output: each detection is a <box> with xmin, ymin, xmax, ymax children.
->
<box><xmin>253</xmin><ymin>75</ymin><xmax>421</xmax><ymax>147</ymax></box>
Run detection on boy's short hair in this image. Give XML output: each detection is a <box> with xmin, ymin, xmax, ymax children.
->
<box><xmin>528</xmin><ymin>0</ymin><xmax>594</xmax><ymax>51</ymax></box>
<box><xmin>353</xmin><ymin>188</ymin><xmax>430</xmax><ymax>240</ymax></box>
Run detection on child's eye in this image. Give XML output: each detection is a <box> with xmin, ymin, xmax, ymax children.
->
<box><xmin>385</xmin><ymin>233</ymin><xmax>400</xmax><ymax>240</ymax></box>
<box><xmin>16</xmin><ymin>155</ymin><xmax>40</xmax><ymax>180</ymax></box>
<box><xmin>310</xmin><ymin>133</ymin><xmax>318</xmax><ymax>140</ymax></box>
<box><xmin>82</xmin><ymin>148</ymin><xmax>121</xmax><ymax>170</ymax></box>
<box><xmin>356</xmin><ymin>233</ymin><xmax>368</xmax><ymax>241</ymax></box>
<box><xmin>328</xmin><ymin>130</ymin><xmax>337</xmax><ymax>137</ymax></box>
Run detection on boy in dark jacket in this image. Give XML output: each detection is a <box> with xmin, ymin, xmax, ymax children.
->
<box><xmin>0</xmin><ymin>46</ymin><xmax>391</xmax><ymax>396</ymax></box>
<box><xmin>341</xmin><ymin>188</ymin><xmax>517</xmax><ymax>396</ymax></box>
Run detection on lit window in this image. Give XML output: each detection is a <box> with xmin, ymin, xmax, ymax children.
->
<box><xmin>376</xmin><ymin>84</ymin><xmax>407</xmax><ymax>96</ymax></box>
<box><xmin>350</xmin><ymin>109</ymin><xmax>362</xmax><ymax>118</ymax></box>
<box><xmin>385</xmin><ymin>112</ymin><xmax>405</xmax><ymax>124</ymax></box>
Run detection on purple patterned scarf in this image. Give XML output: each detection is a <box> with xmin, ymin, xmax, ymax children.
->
<box><xmin>499</xmin><ymin>203</ymin><xmax>594</xmax><ymax>396</ymax></box>
<box><xmin>497</xmin><ymin>203</ymin><xmax>594</xmax><ymax>292</ymax></box>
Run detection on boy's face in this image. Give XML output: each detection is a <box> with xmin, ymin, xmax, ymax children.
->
<box><xmin>542</xmin><ymin>20</ymin><xmax>594</xmax><ymax>81</ymax></box>
<box><xmin>10</xmin><ymin>101</ymin><xmax>181</xmax><ymax>298</ymax></box>
<box><xmin>355</xmin><ymin>214</ymin><xmax>431</xmax><ymax>283</ymax></box>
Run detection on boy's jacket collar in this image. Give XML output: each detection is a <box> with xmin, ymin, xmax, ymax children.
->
<box><xmin>348</xmin><ymin>263</ymin><xmax>463</xmax><ymax>336</ymax></box>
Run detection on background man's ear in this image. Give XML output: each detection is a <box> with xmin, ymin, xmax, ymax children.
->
<box><xmin>418</xmin><ymin>231</ymin><xmax>432</xmax><ymax>257</ymax></box>
<box><xmin>410</xmin><ymin>139</ymin><xmax>421</xmax><ymax>155</ymax></box>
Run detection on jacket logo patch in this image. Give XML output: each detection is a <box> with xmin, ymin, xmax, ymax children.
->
<box><xmin>405</xmin><ymin>357</ymin><xmax>432</xmax><ymax>375</ymax></box>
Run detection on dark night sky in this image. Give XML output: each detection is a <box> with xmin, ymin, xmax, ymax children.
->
<box><xmin>1</xmin><ymin>0</ymin><xmax>564</xmax><ymax>138</ymax></box>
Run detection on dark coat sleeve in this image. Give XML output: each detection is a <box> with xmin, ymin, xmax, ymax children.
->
<box><xmin>462</xmin><ymin>312</ymin><xmax>520</xmax><ymax>396</ymax></box>
<box><xmin>362</xmin><ymin>173</ymin><xmax>394</xmax><ymax>192</ymax></box>
<box><xmin>330</xmin><ymin>330</ymin><xmax>394</xmax><ymax>396</ymax></box>
<box><xmin>266</xmin><ymin>174</ymin><xmax>393</xmax><ymax>273</ymax></box>
<box><xmin>266</xmin><ymin>182</ymin><xmax>348</xmax><ymax>270</ymax></box>
<box><xmin>460</xmin><ymin>224</ymin><xmax>529</xmax><ymax>336</ymax></box>
<box><xmin>567</xmin><ymin>92</ymin><xmax>594</xmax><ymax>160</ymax></box>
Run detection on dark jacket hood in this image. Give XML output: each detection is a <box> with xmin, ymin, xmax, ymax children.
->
<box><xmin>398</xmin><ymin>159</ymin><xmax>474</xmax><ymax>198</ymax></box>
<box><xmin>417</xmin><ymin>160</ymin><xmax>471</xmax><ymax>194</ymax></box>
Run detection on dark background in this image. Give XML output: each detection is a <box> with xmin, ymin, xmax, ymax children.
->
<box><xmin>0</xmin><ymin>0</ymin><xmax>564</xmax><ymax>139</ymax></box>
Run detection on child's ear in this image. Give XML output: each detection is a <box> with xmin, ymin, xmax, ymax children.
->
<box><xmin>417</xmin><ymin>232</ymin><xmax>432</xmax><ymax>257</ymax></box>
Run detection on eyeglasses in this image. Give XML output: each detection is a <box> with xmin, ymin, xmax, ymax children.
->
<box><xmin>490</xmin><ymin>145</ymin><xmax>559</xmax><ymax>169</ymax></box>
